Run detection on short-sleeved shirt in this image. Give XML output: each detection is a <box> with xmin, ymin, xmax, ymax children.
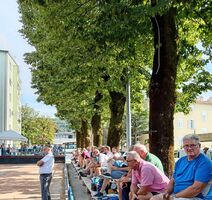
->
<box><xmin>107</xmin><ymin>151</ymin><xmax>114</xmax><ymax>159</ymax></box>
<box><xmin>39</xmin><ymin>152</ymin><xmax>54</xmax><ymax>174</ymax></box>
<box><xmin>132</xmin><ymin>160</ymin><xmax>169</xmax><ymax>193</ymax></box>
<box><xmin>81</xmin><ymin>150</ymin><xmax>91</xmax><ymax>159</ymax></box>
<box><xmin>146</xmin><ymin>152</ymin><xmax>164</xmax><ymax>172</ymax></box>
<box><xmin>173</xmin><ymin>153</ymin><xmax>212</xmax><ymax>198</ymax></box>
<box><xmin>99</xmin><ymin>153</ymin><xmax>109</xmax><ymax>168</ymax></box>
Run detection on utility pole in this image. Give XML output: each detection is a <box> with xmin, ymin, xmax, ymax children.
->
<box><xmin>126</xmin><ymin>79</ymin><xmax>131</xmax><ymax>149</ymax></box>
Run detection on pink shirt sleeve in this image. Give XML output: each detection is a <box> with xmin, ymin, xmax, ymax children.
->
<box><xmin>132</xmin><ymin>169</ymin><xmax>139</xmax><ymax>185</ymax></box>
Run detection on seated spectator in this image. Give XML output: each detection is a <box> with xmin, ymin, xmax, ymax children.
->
<box><xmin>127</xmin><ymin>151</ymin><xmax>169</xmax><ymax>200</ymax></box>
<box><xmin>112</xmin><ymin>147</ymin><xmax>121</xmax><ymax>159</ymax></box>
<box><xmin>80</xmin><ymin>148</ymin><xmax>109</xmax><ymax>177</ymax></box>
<box><xmin>120</xmin><ymin>143</ymin><xmax>164</xmax><ymax>200</ymax></box>
<box><xmin>79</xmin><ymin>147</ymin><xmax>91</xmax><ymax>168</ymax></box>
<box><xmin>93</xmin><ymin>150</ymin><xmax>129</xmax><ymax>197</ymax></box>
<box><xmin>151</xmin><ymin>134</ymin><xmax>212</xmax><ymax>200</ymax></box>
<box><xmin>133</xmin><ymin>143</ymin><xmax>164</xmax><ymax>172</ymax></box>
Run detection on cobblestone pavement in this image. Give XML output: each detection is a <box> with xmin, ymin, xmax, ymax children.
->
<box><xmin>0</xmin><ymin>163</ymin><xmax>65</xmax><ymax>200</ymax></box>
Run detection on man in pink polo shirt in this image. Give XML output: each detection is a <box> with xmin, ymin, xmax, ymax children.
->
<box><xmin>126</xmin><ymin>151</ymin><xmax>169</xmax><ymax>200</ymax></box>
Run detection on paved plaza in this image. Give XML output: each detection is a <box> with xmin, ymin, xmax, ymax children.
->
<box><xmin>0</xmin><ymin>163</ymin><xmax>65</xmax><ymax>200</ymax></box>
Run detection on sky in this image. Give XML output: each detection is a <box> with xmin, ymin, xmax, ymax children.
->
<box><xmin>0</xmin><ymin>0</ymin><xmax>56</xmax><ymax>117</ymax></box>
<box><xmin>0</xmin><ymin>1</ymin><xmax>211</xmax><ymax>119</ymax></box>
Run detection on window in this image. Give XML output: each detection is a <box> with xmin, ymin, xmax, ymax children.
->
<box><xmin>201</xmin><ymin>111</ymin><xmax>207</xmax><ymax>122</ymax></box>
<box><xmin>188</xmin><ymin>119</ymin><xmax>195</xmax><ymax>129</ymax></box>
<box><xmin>9</xmin><ymin>93</ymin><xmax>12</xmax><ymax>102</ymax></box>
<box><xmin>177</xmin><ymin>118</ymin><xmax>183</xmax><ymax>128</ymax></box>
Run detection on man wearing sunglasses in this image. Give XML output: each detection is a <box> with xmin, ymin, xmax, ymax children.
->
<box><xmin>151</xmin><ymin>134</ymin><xmax>212</xmax><ymax>200</ymax></box>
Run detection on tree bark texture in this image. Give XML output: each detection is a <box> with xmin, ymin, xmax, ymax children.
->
<box><xmin>149</xmin><ymin>8</ymin><xmax>178</xmax><ymax>176</ymax></box>
<box><xmin>81</xmin><ymin>119</ymin><xmax>90</xmax><ymax>148</ymax></box>
<box><xmin>76</xmin><ymin>130</ymin><xmax>82</xmax><ymax>148</ymax></box>
<box><xmin>107</xmin><ymin>91</ymin><xmax>126</xmax><ymax>148</ymax></box>
<box><xmin>91</xmin><ymin>91</ymin><xmax>103</xmax><ymax>146</ymax></box>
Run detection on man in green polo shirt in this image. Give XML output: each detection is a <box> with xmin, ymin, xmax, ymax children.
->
<box><xmin>133</xmin><ymin>143</ymin><xmax>164</xmax><ymax>172</ymax></box>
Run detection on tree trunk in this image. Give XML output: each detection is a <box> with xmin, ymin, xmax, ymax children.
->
<box><xmin>149</xmin><ymin>7</ymin><xmax>178</xmax><ymax>176</ymax></box>
<box><xmin>76</xmin><ymin>130</ymin><xmax>82</xmax><ymax>148</ymax></box>
<box><xmin>91</xmin><ymin>91</ymin><xmax>103</xmax><ymax>146</ymax></box>
<box><xmin>81</xmin><ymin>119</ymin><xmax>90</xmax><ymax>148</ymax></box>
<box><xmin>107</xmin><ymin>91</ymin><xmax>126</xmax><ymax>148</ymax></box>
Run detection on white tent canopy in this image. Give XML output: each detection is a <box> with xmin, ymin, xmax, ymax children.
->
<box><xmin>0</xmin><ymin>130</ymin><xmax>27</xmax><ymax>142</ymax></box>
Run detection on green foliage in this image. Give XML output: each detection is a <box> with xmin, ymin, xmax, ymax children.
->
<box><xmin>21</xmin><ymin>105</ymin><xmax>56</xmax><ymax>145</ymax></box>
<box><xmin>18</xmin><ymin>0</ymin><xmax>212</xmax><ymax>147</ymax></box>
<box><xmin>18</xmin><ymin>0</ymin><xmax>152</xmax><ymax>132</ymax></box>
<box><xmin>175</xmin><ymin>0</ymin><xmax>212</xmax><ymax>112</ymax></box>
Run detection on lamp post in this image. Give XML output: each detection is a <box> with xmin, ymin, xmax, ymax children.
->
<box><xmin>125</xmin><ymin>67</ymin><xmax>151</xmax><ymax>150</ymax></box>
<box><xmin>126</xmin><ymin>79</ymin><xmax>131</xmax><ymax>149</ymax></box>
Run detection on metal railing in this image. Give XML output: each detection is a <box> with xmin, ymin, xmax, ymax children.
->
<box><xmin>64</xmin><ymin>163</ymin><xmax>74</xmax><ymax>200</ymax></box>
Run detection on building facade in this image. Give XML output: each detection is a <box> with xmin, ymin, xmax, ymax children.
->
<box><xmin>0</xmin><ymin>50</ymin><xmax>21</xmax><ymax>133</ymax></box>
<box><xmin>52</xmin><ymin>118</ymin><xmax>76</xmax><ymax>145</ymax></box>
<box><xmin>174</xmin><ymin>97</ymin><xmax>212</xmax><ymax>149</ymax></box>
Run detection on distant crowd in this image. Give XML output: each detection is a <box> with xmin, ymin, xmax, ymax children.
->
<box><xmin>0</xmin><ymin>143</ymin><xmax>64</xmax><ymax>156</ymax></box>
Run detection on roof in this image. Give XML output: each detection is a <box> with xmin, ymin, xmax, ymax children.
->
<box><xmin>0</xmin><ymin>130</ymin><xmax>27</xmax><ymax>141</ymax></box>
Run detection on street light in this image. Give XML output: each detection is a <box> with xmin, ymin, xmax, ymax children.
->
<box><xmin>126</xmin><ymin>78</ymin><xmax>131</xmax><ymax>149</ymax></box>
<box><xmin>125</xmin><ymin>67</ymin><xmax>151</xmax><ymax>149</ymax></box>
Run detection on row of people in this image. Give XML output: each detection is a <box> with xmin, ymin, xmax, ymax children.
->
<box><xmin>71</xmin><ymin>134</ymin><xmax>212</xmax><ymax>200</ymax></box>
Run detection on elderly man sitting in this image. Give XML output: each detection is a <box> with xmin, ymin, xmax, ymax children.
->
<box><xmin>127</xmin><ymin>151</ymin><xmax>169</xmax><ymax>200</ymax></box>
<box><xmin>151</xmin><ymin>134</ymin><xmax>212</xmax><ymax>200</ymax></box>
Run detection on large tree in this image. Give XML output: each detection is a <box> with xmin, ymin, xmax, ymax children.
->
<box><xmin>18</xmin><ymin>0</ymin><xmax>212</xmax><ymax>174</ymax></box>
<box><xmin>149</xmin><ymin>0</ymin><xmax>212</xmax><ymax>175</ymax></box>
<box><xmin>21</xmin><ymin>105</ymin><xmax>56</xmax><ymax>145</ymax></box>
<box><xmin>18</xmin><ymin>0</ymin><xmax>150</xmax><ymax>148</ymax></box>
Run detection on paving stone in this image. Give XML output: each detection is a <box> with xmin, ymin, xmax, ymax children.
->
<box><xmin>0</xmin><ymin>163</ymin><xmax>65</xmax><ymax>200</ymax></box>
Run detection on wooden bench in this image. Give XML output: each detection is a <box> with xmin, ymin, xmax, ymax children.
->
<box><xmin>71</xmin><ymin>161</ymin><xmax>98</xmax><ymax>199</ymax></box>
<box><xmin>71</xmin><ymin>160</ymin><xmax>118</xmax><ymax>199</ymax></box>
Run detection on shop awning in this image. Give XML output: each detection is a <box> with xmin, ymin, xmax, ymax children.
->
<box><xmin>0</xmin><ymin>130</ymin><xmax>27</xmax><ymax>142</ymax></box>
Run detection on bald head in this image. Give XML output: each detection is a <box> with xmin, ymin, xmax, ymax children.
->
<box><xmin>127</xmin><ymin>151</ymin><xmax>141</xmax><ymax>162</ymax></box>
<box><xmin>132</xmin><ymin>143</ymin><xmax>148</xmax><ymax>160</ymax></box>
<box><xmin>133</xmin><ymin>143</ymin><xmax>147</xmax><ymax>152</ymax></box>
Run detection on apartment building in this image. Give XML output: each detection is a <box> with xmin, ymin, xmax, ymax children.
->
<box><xmin>52</xmin><ymin>118</ymin><xmax>76</xmax><ymax>145</ymax></box>
<box><xmin>174</xmin><ymin>97</ymin><xmax>212</xmax><ymax>149</ymax></box>
<box><xmin>0</xmin><ymin>50</ymin><xmax>21</xmax><ymax>133</ymax></box>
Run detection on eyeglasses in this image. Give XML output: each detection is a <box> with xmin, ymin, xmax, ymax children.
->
<box><xmin>126</xmin><ymin>159</ymin><xmax>135</xmax><ymax>163</ymax></box>
<box><xmin>183</xmin><ymin>143</ymin><xmax>199</xmax><ymax>149</ymax></box>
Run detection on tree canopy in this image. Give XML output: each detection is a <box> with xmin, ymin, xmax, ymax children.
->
<box><xmin>21</xmin><ymin>105</ymin><xmax>56</xmax><ymax>145</ymax></box>
<box><xmin>18</xmin><ymin>0</ymin><xmax>212</xmax><ymax>174</ymax></box>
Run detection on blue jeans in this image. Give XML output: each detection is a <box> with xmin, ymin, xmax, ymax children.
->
<box><xmin>111</xmin><ymin>170</ymin><xmax>127</xmax><ymax>179</ymax></box>
<box><xmin>122</xmin><ymin>182</ymin><xmax>131</xmax><ymax>200</ymax></box>
<box><xmin>40</xmin><ymin>173</ymin><xmax>52</xmax><ymax>200</ymax></box>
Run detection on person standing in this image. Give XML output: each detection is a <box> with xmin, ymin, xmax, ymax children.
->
<box><xmin>37</xmin><ymin>146</ymin><xmax>54</xmax><ymax>200</ymax></box>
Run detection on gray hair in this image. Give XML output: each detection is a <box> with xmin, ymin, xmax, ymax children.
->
<box><xmin>133</xmin><ymin>143</ymin><xmax>148</xmax><ymax>153</ymax></box>
<box><xmin>183</xmin><ymin>134</ymin><xmax>200</xmax><ymax>143</ymax></box>
<box><xmin>127</xmin><ymin>151</ymin><xmax>141</xmax><ymax>161</ymax></box>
